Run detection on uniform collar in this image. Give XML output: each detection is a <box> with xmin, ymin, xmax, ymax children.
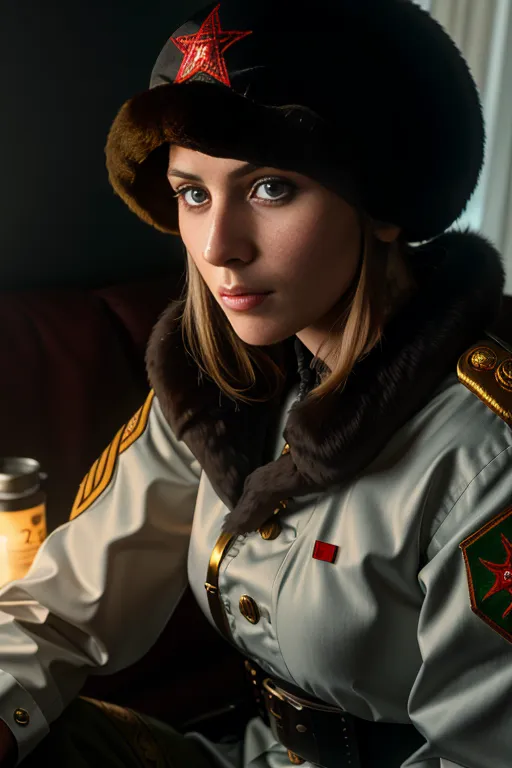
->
<box><xmin>146</xmin><ymin>230</ymin><xmax>505</xmax><ymax>534</ymax></box>
<box><xmin>294</xmin><ymin>337</ymin><xmax>322</xmax><ymax>401</ymax></box>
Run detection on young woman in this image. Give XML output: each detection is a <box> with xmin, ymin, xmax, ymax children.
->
<box><xmin>0</xmin><ymin>1</ymin><xmax>511</xmax><ymax>766</ymax></box>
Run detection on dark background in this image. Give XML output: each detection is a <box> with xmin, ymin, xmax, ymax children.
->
<box><xmin>0</xmin><ymin>0</ymin><xmax>208</xmax><ymax>291</ymax></box>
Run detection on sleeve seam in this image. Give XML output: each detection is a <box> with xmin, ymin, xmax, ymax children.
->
<box><xmin>426</xmin><ymin>442</ymin><xmax>512</xmax><ymax>557</ymax></box>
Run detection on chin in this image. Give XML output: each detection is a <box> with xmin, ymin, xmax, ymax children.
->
<box><xmin>229</xmin><ymin>318</ymin><xmax>292</xmax><ymax>348</ymax></box>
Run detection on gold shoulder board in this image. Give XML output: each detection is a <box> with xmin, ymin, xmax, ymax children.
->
<box><xmin>69</xmin><ymin>390</ymin><xmax>155</xmax><ymax>520</ymax></box>
<box><xmin>457</xmin><ymin>339</ymin><xmax>512</xmax><ymax>426</ymax></box>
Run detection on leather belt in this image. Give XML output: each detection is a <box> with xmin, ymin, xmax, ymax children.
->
<box><xmin>244</xmin><ymin>659</ymin><xmax>425</xmax><ymax>768</ymax></box>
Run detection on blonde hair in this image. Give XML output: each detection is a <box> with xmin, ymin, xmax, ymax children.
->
<box><xmin>179</xmin><ymin>217</ymin><xmax>409</xmax><ymax>405</ymax></box>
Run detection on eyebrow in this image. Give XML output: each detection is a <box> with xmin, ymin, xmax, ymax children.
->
<box><xmin>166</xmin><ymin>162</ymin><xmax>264</xmax><ymax>182</ymax></box>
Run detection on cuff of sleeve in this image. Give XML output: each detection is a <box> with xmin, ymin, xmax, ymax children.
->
<box><xmin>0</xmin><ymin>670</ymin><xmax>49</xmax><ymax>765</ymax></box>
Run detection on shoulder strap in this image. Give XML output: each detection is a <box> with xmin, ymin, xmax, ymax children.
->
<box><xmin>457</xmin><ymin>333</ymin><xmax>512</xmax><ymax>426</ymax></box>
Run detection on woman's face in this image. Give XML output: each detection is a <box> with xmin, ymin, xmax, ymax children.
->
<box><xmin>167</xmin><ymin>145</ymin><xmax>362</xmax><ymax>353</ymax></box>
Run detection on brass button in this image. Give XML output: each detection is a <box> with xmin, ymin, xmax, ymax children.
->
<box><xmin>281</xmin><ymin>443</ymin><xmax>290</xmax><ymax>455</ymax></box>
<box><xmin>258</xmin><ymin>518</ymin><xmax>282</xmax><ymax>540</ymax></box>
<box><xmin>287</xmin><ymin>750</ymin><xmax>305</xmax><ymax>764</ymax></box>
<box><xmin>13</xmin><ymin>708</ymin><xmax>29</xmax><ymax>727</ymax></box>
<box><xmin>496</xmin><ymin>359</ymin><xmax>512</xmax><ymax>391</ymax></box>
<box><xmin>470</xmin><ymin>347</ymin><xmax>497</xmax><ymax>371</ymax></box>
<box><xmin>239</xmin><ymin>595</ymin><xmax>260</xmax><ymax>624</ymax></box>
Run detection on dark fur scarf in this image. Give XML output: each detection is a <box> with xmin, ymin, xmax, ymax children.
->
<box><xmin>146</xmin><ymin>231</ymin><xmax>505</xmax><ymax>534</ymax></box>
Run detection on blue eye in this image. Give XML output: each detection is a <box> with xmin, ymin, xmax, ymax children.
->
<box><xmin>253</xmin><ymin>179</ymin><xmax>293</xmax><ymax>202</ymax></box>
<box><xmin>173</xmin><ymin>177</ymin><xmax>295</xmax><ymax>209</ymax></box>
<box><xmin>175</xmin><ymin>186</ymin><xmax>209</xmax><ymax>207</ymax></box>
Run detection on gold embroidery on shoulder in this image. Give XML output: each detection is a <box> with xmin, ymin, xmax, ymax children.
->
<box><xmin>119</xmin><ymin>390</ymin><xmax>155</xmax><ymax>455</ymax></box>
<box><xmin>69</xmin><ymin>390</ymin><xmax>155</xmax><ymax>521</ymax></box>
<box><xmin>69</xmin><ymin>427</ymin><xmax>124</xmax><ymax>520</ymax></box>
<box><xmin>457</xmin><ymin>339</ymin><xmax>512</xmax><ymax>425</ymax></box>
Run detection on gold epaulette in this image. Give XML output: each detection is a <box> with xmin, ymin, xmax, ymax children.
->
<box><xmin>69</xmin><ymin>390</ymin><xmax>155</xmax><ymax>520</ymax></box>
<box><xmin>457</xmin><ymin>337</ymin><xmax>512</xmax><ymax>426</ymax></box>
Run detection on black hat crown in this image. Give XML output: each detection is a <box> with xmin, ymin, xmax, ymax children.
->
<box><xmin>107</xmin><ymin>0</ymin><xmax>485</xmax><ymax>243</ymax></box>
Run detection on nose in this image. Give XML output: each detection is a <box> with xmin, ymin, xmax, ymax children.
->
<box><xmin>202</xmin><ymin>203</ymin><xmax>254</xmax><ymax>266</ymax></box>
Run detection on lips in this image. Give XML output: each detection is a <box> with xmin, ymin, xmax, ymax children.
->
<box><xmin>219</xmin><ymin>292</ymin><xmax>271</xmax><ymax>311</ymax></box>
<box><xmin>219</xmin><ymin>287</ymin><xmax>270</xmax><ymax>297</ymax></box>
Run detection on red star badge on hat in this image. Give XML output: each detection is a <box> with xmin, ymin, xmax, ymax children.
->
<box><xmin>172</xmin><ymin>4</ymin><xmax>252</xmax><ymax>88</ymax></box>
<box><xmin>480</xmin><ymin>533</ymin><xmax>512</xmax><ymax>618</ymax></box>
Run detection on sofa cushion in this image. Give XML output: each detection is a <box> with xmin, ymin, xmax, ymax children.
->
<box><xmin>0</xmin><ymin>276</ymin><xmax>178</xmax><ymax>530</ymax></box>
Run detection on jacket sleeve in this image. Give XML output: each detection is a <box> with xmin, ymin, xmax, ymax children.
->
<box><xmin>0</xmin><ymin>392</ymin><xmax>201</xmax><ymax>764</ymax></box>
<box><xmin>406</xmin><ymin>442</ymin><xmax>512</xmax><ymax>768</ymax></box>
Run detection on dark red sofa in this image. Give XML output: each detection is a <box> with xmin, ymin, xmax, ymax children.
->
<box><xmin>0</xmin><ymin>272</ymin><xmax>247</xmax><ymax>731</ymax></box>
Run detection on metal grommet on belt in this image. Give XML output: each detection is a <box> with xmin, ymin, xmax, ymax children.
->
<box><xmin>239</xmin><ymin>595</ymin><xmax>260</xmax><ymax>624</ymax></box>
<box><xmin>13</xmin><ymin>708</ymin><xmax>29</xmax><ymax>726</ymax></box>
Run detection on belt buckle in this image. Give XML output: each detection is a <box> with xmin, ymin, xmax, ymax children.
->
<box><xmin>262</xmin><ymin>677</ymin><xmax>361</xmax><ymax>768</ymax></box>
<box><xmin>262</xmin><ymin>678</ymin><xmax>289</xmax><ymax>743</ymax></box>
<box><xmin>262</xmin><ymin>678</ymin><xmax>310</xmax><ymax>765</ymax></box>
<box><xmin>262</xmin><ymin>678</ymin><xmax>287</xmax><ymax>736</ymax></box>
<box><xmin>262</xmin><ymin>678</ymin><xmax>303</xmax><ymax>710</ymax></box>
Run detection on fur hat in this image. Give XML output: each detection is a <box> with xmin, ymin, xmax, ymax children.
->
<box><xmin>105</xmin><ymin>0</ymin><xmax>485</xmax><ymax>243</ymax></box>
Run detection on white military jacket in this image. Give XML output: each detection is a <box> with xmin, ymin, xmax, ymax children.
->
<box><xmin>1</xmin><ymin>361</ymin><xmax>512</xmax><ymax>768</ymax></box>
<box><xmin>1</xmin><ymin>230</ymin><xmax>512</xmax><ymax>767</ymax></box>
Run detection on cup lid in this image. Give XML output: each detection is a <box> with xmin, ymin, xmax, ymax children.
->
<box><xmin>0</xmin><ymin>457</ymin><xmax>42</xmax><ymax>497</ymax></box>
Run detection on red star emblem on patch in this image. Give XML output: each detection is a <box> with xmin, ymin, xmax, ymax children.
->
<box><xmin>172</xmin><ymin>4</ymin><xmax>252</xmax><ymax>88</ymax></box>
<box><xmin>480</xmin><ymin>533</ymin><xmax>512</xmax><ymax>618</ymax></box>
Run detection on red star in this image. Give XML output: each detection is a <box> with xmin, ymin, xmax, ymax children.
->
<box><xmin>480</xmin><ymin>533</ymin><xmax>512</xmax><ymax>617</ymax></box>
<box><xmin>172</xmin><ymin>4</ymin><xmax>252</xmax><ymax>87</ymax></box>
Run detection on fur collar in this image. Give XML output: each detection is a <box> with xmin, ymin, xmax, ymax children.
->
<box><xmin>146</xmin><ymin>231</ymin><xmax>504</xmax><ymax>534</ymax></box>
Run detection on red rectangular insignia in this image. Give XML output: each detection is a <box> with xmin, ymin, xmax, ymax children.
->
<box><xmin>313</xmin><ymin>540</ymin><xmax>339</xmax><ymax>564</ymax></box>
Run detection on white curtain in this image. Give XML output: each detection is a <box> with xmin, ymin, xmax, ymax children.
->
<box><xmin>414</xmin><ymin>0</ymin><xmax>512</xmax><ymax>292</ymax></box>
